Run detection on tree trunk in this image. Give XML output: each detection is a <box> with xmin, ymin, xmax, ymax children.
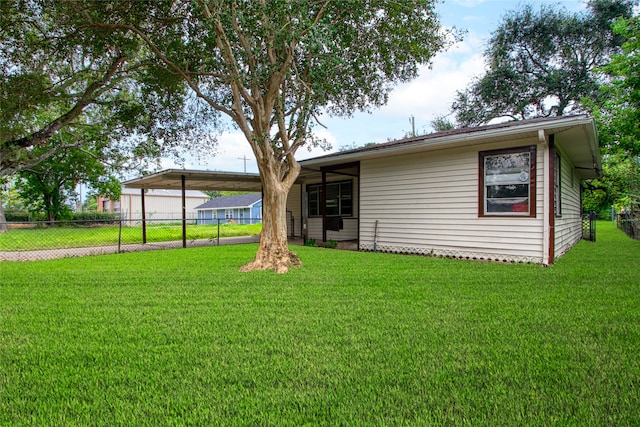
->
<box><xmin>0</xmin><ymin>199</ymin><xmax>8</xmax><ymax>233</ymax></box>
<box><xmin>240</xmin><ymin>166</ymin><xmax>301</xmax><ymax>274</ymax></box>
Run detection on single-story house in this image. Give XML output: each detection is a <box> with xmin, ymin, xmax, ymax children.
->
<box><xmin>123</xmin><ymin>115</ymin><xmax>601</xmax><ymax>265</ymax></box>
<box><xmin>195</xmin><ymin>193</ymin><xmax>262</xmax><ymax>225</ymax></box>
<box><xmin>98</xmin><ymin>188</ymin><xmax>209</xmax><ymax>220</ymax></box>
<box><xmin>287</xmin><ymin>115</ymin><xmax>601</xmax><ymax>265</ymax></box>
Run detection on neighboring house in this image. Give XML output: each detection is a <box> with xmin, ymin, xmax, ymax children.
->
<box><xmin>98</xmin><ymin>188</ymin><xmax>209</xmax><ymax>220</ymax></box>
<box><xmin>195</xmin><ymin>193</ymin><xmax>262</xmax><ymax>224</ymax></box>
<box><xmin>286</xmin><ymin>115</ymin><xmax>601</xmax><ymax>265</ymax></box>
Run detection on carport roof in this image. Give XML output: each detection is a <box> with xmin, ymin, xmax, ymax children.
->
<box><xmin>123</xmin><ymin>169</ymin><xmax>264</xmax><ymax>192</ymax></box>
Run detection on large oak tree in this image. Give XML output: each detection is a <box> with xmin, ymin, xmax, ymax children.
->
<box><xmin>75</xmin><ymin>0</ymin><xmax>455</xmax><ymax>272</ymax></box>
<box><xmin>451</xmin><ymin>0</ymin><xmax>634</xmax><ymax>127</ymax></box>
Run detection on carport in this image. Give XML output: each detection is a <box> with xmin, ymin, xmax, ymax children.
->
<box><xmin>123</xmin><ymin>166</ymin><xmax>344</xmax><ymax>248</ymax></box>
<box><xmin>123</xmin><ymin>169</ymin><xmax>263</xmax><ymax>248</ymax></box>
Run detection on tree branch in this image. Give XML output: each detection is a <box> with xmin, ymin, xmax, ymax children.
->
<box><xmin>5</xmin><ymin>54</ymin><xmax>126</xmax><ymax>151</ymax></box>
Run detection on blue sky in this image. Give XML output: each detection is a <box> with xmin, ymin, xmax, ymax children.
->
<box><xmin>167</xmin><ymin>0</ymin><xmax>588</xmax><ymax>173</ymax></box>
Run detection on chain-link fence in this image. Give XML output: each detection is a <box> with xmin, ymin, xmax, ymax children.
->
<box><xmin>617</xmin><ymin>211</ymin><xmax>639</xmax><ymax>240</ymax></box>
<box><xmin>0</xmin><ymin>218</ymin><xmax>261</xmax><ymax>261</ymax></box>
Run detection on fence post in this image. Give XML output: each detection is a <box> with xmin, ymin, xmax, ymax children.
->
<box><xmin>141</xmin><ymin>189</ymin><xmax>147</xmax><ymax>244</ymax></box>
<box><xmin>118</xmin><ymin>217</ymin><xmax>123</xmax><ymax>253</ymax></box>
<box><xmin>217</xmin><ymin>219</ymin><xmax>220</xmax><ymax>246</ymax></box>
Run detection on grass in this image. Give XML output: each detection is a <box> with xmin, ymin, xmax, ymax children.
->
<box><xmin>0</xmin><ymin>221</ymin><xmax>638</xmax><ymax>425</ymax></box>
<box><xmin>0</xmin><ymin>222</ymin><xmax>262</xmax><ymax>251</ymax></box>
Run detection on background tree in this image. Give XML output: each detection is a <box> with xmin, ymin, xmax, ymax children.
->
<box><xmin>430</xmin><ymin>115</ymin><xmax>456</xmax><ymax>132</ymax></box>
<box><xmin>78</xmin><ymin>0</ymin><xmax>457</xmax><ymax>272</ymax></box>
<box><xmin>0</xmin><ymin>0</ymin><xmax>215</xmax><ymax>231</ymax></box>
<box><xmin>586</xmin><ymin>16</ymin><xmax>640</xmax><ymax>216</ymax></box>
<box><xmin>15</xmin><ymin>136</ymin><xmax>122</xmax><ymax>221</ymax></box>
<box><xmin>451</xmin><ymin>0</ymin><xmax>634</xmax><ymax>127</ymax></box>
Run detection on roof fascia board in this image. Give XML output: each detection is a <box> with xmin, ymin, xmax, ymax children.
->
<box><xmin>300</xmin><ymin>116</ymin><xmax>596</xmax><ymax>167</ymax></box>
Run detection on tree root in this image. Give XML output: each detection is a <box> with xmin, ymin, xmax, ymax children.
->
<box><xmin>239</xmin><ymin>249</ymin><xmax>302</xmax><ymax>274</ymax></box>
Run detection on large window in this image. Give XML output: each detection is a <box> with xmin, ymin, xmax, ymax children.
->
<box><xmin>307</xmin><ymin>180</ymin><xmax>353</xmax><ymax>217</ymax></box>
<box><xmin>479</xmin><ymin>146</ymin><xmax>536</xmax><ymax>217</ymax></box>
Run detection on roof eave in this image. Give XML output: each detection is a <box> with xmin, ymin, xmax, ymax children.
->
<box><xmin>300</xmin><ymin>115</ymin><xmax>600</xmax><ymax>170</ymax></box>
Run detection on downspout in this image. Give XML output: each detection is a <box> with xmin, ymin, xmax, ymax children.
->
<box><xmin>539</xmin><ymin>129</ymin><xmax>550</xmax><ymax>265</ymax></box>
<box><xmin>321</xmin><ymin>169</ymin><xmax>327</xmax><ymax>243</ymax></box>
<box><xmin>548</xmin><ymin>134</ymin><xmax>556</xmax><ymax>265</ymax></box>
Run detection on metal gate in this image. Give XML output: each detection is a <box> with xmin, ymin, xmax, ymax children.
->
<box><xmin>582</xmin><ymin>212</ymin><xmax>597</xmax><ymax>242</ymax></box>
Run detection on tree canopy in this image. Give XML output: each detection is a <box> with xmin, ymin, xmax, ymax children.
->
<box><xmin>451</xmin><ymin>0</ymin><xmax>634</xmax><ymax>127</ymax></box>
<box><xmin>585</xmin><ymin>16</ymin><xmax>640</xmax><ymax>214</ymax></box>
<box><xmin>0</xmin><ymin>0</ymin><xmax>216</xmax><ymax>230</ymax></box>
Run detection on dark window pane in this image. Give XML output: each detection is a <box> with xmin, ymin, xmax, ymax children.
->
<box><xmin>486</xmin><ymin>184</ymin><xmax>529</xmax><ymax>199</ymax></box>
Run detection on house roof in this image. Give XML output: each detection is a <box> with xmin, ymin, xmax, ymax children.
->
<box><xmin>299</xmin><ymin>115</ymin><xmax>601</xmax><ymax>179</ymax></box>
<box><xmin>195</xmin><ymin>193</ymin><xmax>262</xmax><ymax>210</ymax></box>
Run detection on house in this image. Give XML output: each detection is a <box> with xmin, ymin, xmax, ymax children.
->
<box><xmin>286</xmin><ymin>115</ymin><xmax>601</xmax><ymax>265</ymax></box>
<box><xmin>98</xmin><ymin>188</ymin><xmax>209</xmax><ymax>220</ymax></box>
<box><xmin>195</xmin><ymin>193</ymin><xmax>262</xmax><ymax>224</ymax></box>
<box><xmin>122</xmin><ymin>115</ymin><xmax>601</xmax><ymax>265</ymax></box>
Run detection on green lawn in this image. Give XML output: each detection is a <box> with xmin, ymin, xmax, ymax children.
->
<box><xmin>0</xmin><ymin>222</ymin><xmax>262</xmax><ymax>251</ymax></box>
<box><xmin>1</xmin><ymin>221</ymin><xmax>638</xmax><ymax>425</ymax></box>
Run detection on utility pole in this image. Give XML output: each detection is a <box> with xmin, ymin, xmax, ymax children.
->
<box><xmin>238</xmin><ymin>155</ymin><xmax>248</xmax><ymax>173</ymax></box>
<box><xmin>410</xmin><ymin>115</ymin><xmax>416</xmax><ymax>137</ymax></box>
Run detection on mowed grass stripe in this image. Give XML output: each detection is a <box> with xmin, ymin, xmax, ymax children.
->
<box><xmin>0</xmin><ymin>221</ymin><xmax>638</xmax><ymax>425</ymax></box>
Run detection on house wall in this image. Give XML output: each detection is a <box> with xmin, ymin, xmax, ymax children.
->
<box><xmin>554</xmin><ymin>146</ymin><xmax>583</xmax><ymax>259</ymax></box>
<box><xmin>198</xmin><ymin>206</ymin><xmax>262</xmax><ymax>225</ymax></box>
<box><xmin>120</xmin><ymin>193</ymin><xmax>209</xmax><ymax>220</ymax></box>
<box><xmin>251</xmin><ymin>201</ymin><xmax>263</xmax><ymax>222</ymax></box>
<box><xmin>358</xmin><ymin>137</ymin><xmax>546</xmax><ymax>263</ymax></box>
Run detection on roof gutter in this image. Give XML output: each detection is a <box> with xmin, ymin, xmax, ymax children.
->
<box><xmin>300</xmin><ymin>116</ymin><xmax>597</xmax><ymax>167</ymax></box>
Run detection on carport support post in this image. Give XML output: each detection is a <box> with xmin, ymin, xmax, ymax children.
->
<box><xmin>181</xmin><ymin>174</ymin><xmax>187</xmax><ymax>249</ymax></box>
<box><xmin>141</xmin><ymin>189</ymin><xmax>147</xmax><ymax>244</ymax></box>
<box><xmin>321</xmin><ymin>169</ymin><xmax>327</xmax><ymax>243</ymax></box>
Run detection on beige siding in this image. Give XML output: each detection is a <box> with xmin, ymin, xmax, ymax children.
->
<box><xmin>554</xmin><ymin>147</ymin><xmax>583</xmax><ymax>258</ymax></box>
<box><xmin>359</xmin><ymin>139</ymin><xmax>546</xmax><ymax>263</ymax></box>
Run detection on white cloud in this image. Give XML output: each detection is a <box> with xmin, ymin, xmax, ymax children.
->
<box><xmin>161</xmin><ymin>131</ymin><xmax>258</xmax><ymax>173</ymax></box>
<box><xmin>368</xmin><ymin>33</ymin><xmax>487</xmax><ymax>131</ymax></box>
<box><xmin>451</xmin><ymin>0</ymin><xmax>486</xmax><ymax>8</ymax></box>
<box><xmin>160</xmin><ymin>127</ymin><xmax>340</xmax><ymax>172</ymax></box>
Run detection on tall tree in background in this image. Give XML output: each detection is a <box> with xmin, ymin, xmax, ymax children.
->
<box><xmin>0</xmin><ymin>0</ymin><xmax>214</xmax><ymax>231</ymax></box>
<box><xmin>451</xmin><ymin>0</ymin><xmax>634</xmax><ymax>127</ymax></box>
<box><xmin>597</xmin><ymin>16</ymin><xmax>640</xmax><ymax>158</ymax></box>
<box><xmin>77</xmin><ymin>0</ymin><xmax>456</xmax><ymax>272</ymax></box>
<box><xmin>585</xmin><ymin>16</ymin><xmax>640</xmax><ymax>214</ymax></box>
<box><xmin>16</xmin><ymin>145</ymin><xmax>120</xmax><ymax>222</ymax></box>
